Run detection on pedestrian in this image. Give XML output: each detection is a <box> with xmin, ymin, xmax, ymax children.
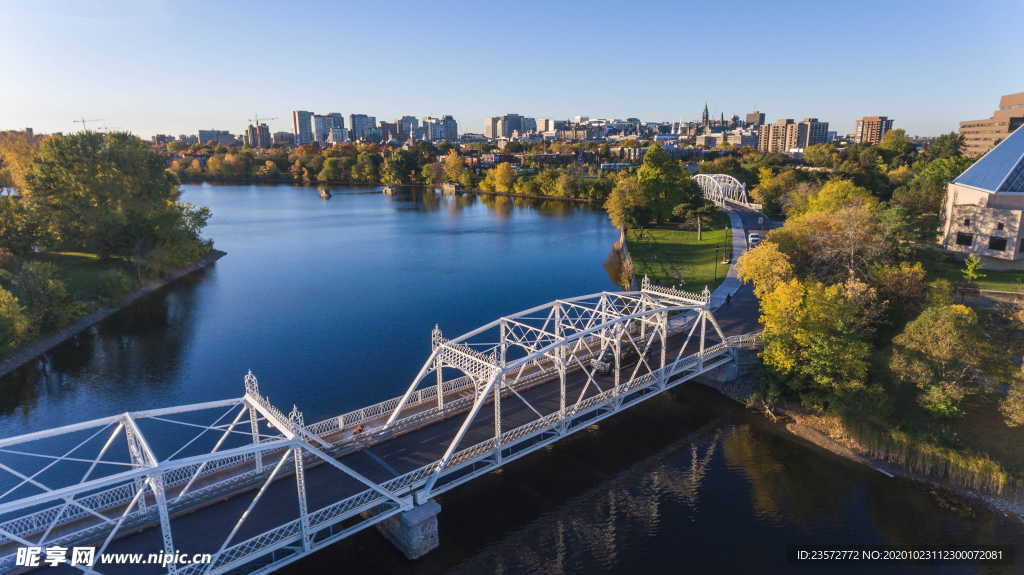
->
<box><xmin>725</xmin><ymin>293</ymin><xmax>732</xmax><ymax>306</ymax></box>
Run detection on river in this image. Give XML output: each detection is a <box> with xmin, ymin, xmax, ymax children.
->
<box><xmin>1</xmin><ymin>184</ymin><xmax>1021</xmax><ymax>574</ymax></box>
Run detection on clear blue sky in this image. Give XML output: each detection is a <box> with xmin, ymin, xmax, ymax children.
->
<box><xmin>2</xmin><ymin>0</ymin><xmax>1021</xmax><ymax>138</ymax></box>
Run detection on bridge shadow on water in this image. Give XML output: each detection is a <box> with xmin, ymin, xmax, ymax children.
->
<box><xmin>281</xmin><ymin>384</ymin><xmax>1024</xmax><ymax>575</ymax></box>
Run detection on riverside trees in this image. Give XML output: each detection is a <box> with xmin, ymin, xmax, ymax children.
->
<box><xmin>0</xmin><ymin>131</ymin><xmax>213</xmax><ymax>357</ymax></box>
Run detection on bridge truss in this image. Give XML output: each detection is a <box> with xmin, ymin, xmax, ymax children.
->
<box><xmin>0</xmin><ymin>280</ymin><xmax>756</xmax><ymax>575</ymax></box>
<box><xmin>694</xmin><ymin>173</ymin><xmax>758</xmax><ymax>208</ymax></box>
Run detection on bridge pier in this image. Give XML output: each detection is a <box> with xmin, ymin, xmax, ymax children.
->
<box><xmin>377</xmin><ymin>499</ymin><xmax>441</xmax><ymax>560</ymax></box>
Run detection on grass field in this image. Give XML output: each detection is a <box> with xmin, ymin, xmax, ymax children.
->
<box><xmin>626</xmin><ymin>210</ymin><xmax>731</xmax><ymax>292</ymax></box>
<box><xmin>917</xmin><ymin>248</ymin><xmax>1024</xmax><ymax>293</ymax></box>
<box><xmin>34</xmin><ymin>252</ymin><xmax>134</xmax><ymax>301</ymax></box>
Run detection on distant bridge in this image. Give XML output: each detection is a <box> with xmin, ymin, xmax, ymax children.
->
<box><xmin>0</xmin><ymin>279</ymin><xmax>759</xmax><ymax>574</ymax></box>
<box><xmin>694</xmin><ymin>173</ymin><xmax>761</xmax><ymax>210</ymax></box>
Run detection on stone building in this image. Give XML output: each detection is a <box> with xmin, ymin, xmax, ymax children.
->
<box><xmin>940</xmin><ymin>125</ymin><xmax>1024</xmax><ymax>261</ymax></box>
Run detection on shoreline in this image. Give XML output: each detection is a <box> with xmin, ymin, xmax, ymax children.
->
<box><xmin>692</xmin><ymin>205</ymin><xmax>1024</xmax><ymax>523</ymax></box>
<box><xmin>779</xmin><ymin>405</ymin><xmax>1024</xmax><ymax>523</ymax></box>
<box><xmin>0</xmin><ymin>250</ymin><xmax>227</xmax><ymax>379</ymax></box>
<box><xmin>179</xmin><ymin>179</ymin><xmax>601</xmax><ymax>205</ymax></box>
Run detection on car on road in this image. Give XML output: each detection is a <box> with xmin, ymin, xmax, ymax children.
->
<box><xmin>747</xmin><ymin>232</ymin><xmax>762</xmax><ymax>247</ymax></box>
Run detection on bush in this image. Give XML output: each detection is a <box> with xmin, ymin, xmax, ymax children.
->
<box><xmin>11</xmin><ymin>261</ymin><xmax>82</xmax><ymax>335</ymax></box>
<box><xmin>0</xmin><ymin>287</ymin><xmax>29</xmax><ymax>357</ymax></box>
<box><xmin>95</xmin><ymin>269</ymin><xmax>134</xmax><ymax>307</ymax></box>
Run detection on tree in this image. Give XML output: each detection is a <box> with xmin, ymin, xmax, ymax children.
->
<box><xmin>737</xmin><ymin>242</ymin><xmax>795</xmax><ymax>299</ymax></box>
<box><xmin>603</xmin><ymin>175</ymin><xmax>646</xmax><ymax>237</ymax></box>
<box><xmin>893</xmin><ymin>156</ymin><xmax>972</xmax><ymax>240</ymax></box>
<box><xmin>769</xmin><ymin>203</ymin><xmax>897</xmax><ymax>283</ymax></box>
<box><xmin>803</xmin><ymin>179</ymin><xmax>877</xmax><ymax>215</ymax></box>
<box><xmin>8</xmin><ymin>261</ymin><xmax>81</xmax><ymax>335</ymax></box>
<box><xmin>255</xmin><ymin>160</ymin><xmax>281</xmax><ymax>179</ymax></box>
<box><xmin>442</xmin><ymin>150</ymin><xmax>467</xmax><ymax>183</ymax></box>
<box><xmin>878</xmin><ymin>129</ymin><xmax>915</xmax><ymax>167</ymax></box>
<box><xmin>637</xmin><ymin>144</ymin><xmax>683</xmax><ymax>224</ymax></box>
<box><xmin>671</xmin><ymin>179</ymin><xmax>714</xmax><ymax>240</ymax></box>
<box><xmin>24</xmin><ymin>132</ymin><xmax>206</xmax><ymax>263</ymax></box>
<box><xmin>0</xmin><ymin>131</ymin><xmax>38</xmax><ymax>191</ymax></box>
<box><xmin>0</xmin><ymin>198</ymin><xmax>48</xmax><ymax>256</ymax></box>
<box><xmin>0</xmin><ymin>287</ymin><xmax>29</xmax><ymax>357</ymax></box>
<box><xmin>758</xmin><ymin>277</ymin><xmax>876</xmax><ymax>409</ymax></box>
<box><xmin>961</xmin><ymin>254</ymin><xmax>985</xmax><ymax>285</ymax></box>
<box><xmin>867</xmin><ymin>262</ymin><xmax>928</xmax><ymax>328</ymax></box>
<box><xmin>890</xmin><ymin>305</ymin><xmax>992</xmax><ymax>417</ymax></box>
<box><xmin>803</xmin><ymin>144</ymin><xmax>839</xmax><ymax>168</ymax></box>
<box><xmin>922</xmin><ymin>132</ymin><xmax>964</xmax><ymax>162</ymax></box>
<box><xmin>483</xmin><ymin>162</ymin><xmax>516</xmax><ymax>194</ymax></box>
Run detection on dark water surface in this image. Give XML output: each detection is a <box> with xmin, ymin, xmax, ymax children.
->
<box><xmin>1</xmin><ymin>184</ymin><xmax>1021</xmax><ymax>574</ymax></box>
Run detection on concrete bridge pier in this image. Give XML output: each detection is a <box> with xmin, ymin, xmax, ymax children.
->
<box><xmin>377</xmin><ymin>499</ymin><xmax>441</xmax><ymax>560</ymax></box>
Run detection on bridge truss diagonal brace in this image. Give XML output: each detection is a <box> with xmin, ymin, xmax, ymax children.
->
<box><xmin>241</xmin><ymin>389</ymin><xmax>406</xmax><ymax>508</ymax></box>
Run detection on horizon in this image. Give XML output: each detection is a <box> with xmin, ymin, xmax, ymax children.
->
<box><xmin>1</xmin><ymin>0</ymin><xmax>1022</xmax><ymax>139</ymax></box>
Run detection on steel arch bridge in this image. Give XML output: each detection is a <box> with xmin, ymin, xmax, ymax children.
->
<box><xmin>694</xmin><ymin>173</ymin><xmax>758</xmax><ymax>208</ymax></box>
<box><xmin>0</xmin><ymin>279</ymin><xmax>758</xmax><ymax>575</ymax></box>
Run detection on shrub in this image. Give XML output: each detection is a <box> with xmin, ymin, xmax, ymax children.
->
<box><xmin>12</xmin><ymin>261</ymin><xmax>82</xmax><ymax>334</ymax></box>
<box><xmin>95</xmin><ymin>269</ymin><xmax>134</xmax><ymax>307</ymax></box>
<box><xmin>0</xmin><ymin>287</ymin><xmax>29</xmax><ymax>357</ymax></box>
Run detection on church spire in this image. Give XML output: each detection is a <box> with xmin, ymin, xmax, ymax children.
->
<box><xmin>702</xmin><ymin>102</ymin><xmax>710</xmax><ymax>127</ymax></box>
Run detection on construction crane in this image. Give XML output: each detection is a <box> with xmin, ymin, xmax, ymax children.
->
<box><xmin>248</xmin><ymin>113</ymin><xmax>278</xmax><ymax>126</ymax></box>
<box><xmin>73</xmin><ymin>117</ymin><xmax>104</xmax><ymax>132</ymax></box>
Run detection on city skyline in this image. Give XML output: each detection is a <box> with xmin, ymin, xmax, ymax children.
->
<box><xmin>2</xmin><ymin>0</ymin><xmax>1022</xmax><ymax>138</ymax></box>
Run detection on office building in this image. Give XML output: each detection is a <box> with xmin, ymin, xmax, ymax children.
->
<box><xmin>940</xmin><ymin>125</ymin><xmax>1024</xmax><ymax>261</ymax></box>
<box><xmin>853</xmin><ymin>116</ymin><xmax>894</xmax><ymax>145</ymax></box>
<box><xmin>960</xmin><ymin>92</ymin><xmax>1024</xmax><ymax>158</ymax></box>
<box><xmin>348</xmin><ymin>114</ymin><xmax>376</xmax><ymax>141</ymax></box>
<box><xmin>272</xmin><ymin>131</ymin><xmax>294</xmax><ymax>146</ymax></box>
<box><xmin>292</xmin><ymin>111</ymin><xmax>314</xmax><ymax>145</ymax></box>
<box><xmin>746</xmin><ymin>111</ymin><xmax>765</xmax><ymax>126</ymax></box>
<box><xmin>398</xmin><ymin>116</ymin><xmax>419</xmax><ymax>138</ymax></box>
<box><xmin>244</xmin><ymin>123</ymin><xmax>272</xmax><ymax>148</ymax></box>
<box><xmin>197</xmin><ymin>130</ymin><xmax>236</xmax><ymax>146</ymax></box>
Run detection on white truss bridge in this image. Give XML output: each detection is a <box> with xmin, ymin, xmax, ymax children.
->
<box><xmin>694</xmin><ymin>173</ymin><xmax>762</xmax><ymax>210</ymax></box>
<box><xmin>0</xmin><ymin>279</ymin><xmax>760</xmax><ymax>574</ymax></box>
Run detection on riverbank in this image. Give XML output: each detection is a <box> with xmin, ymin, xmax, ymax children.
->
<box><xmin>0</xmin><ymin>249</ymin><xmax>226</xmax><ymax>378</ymax></box>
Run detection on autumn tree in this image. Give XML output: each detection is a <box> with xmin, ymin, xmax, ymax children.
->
<box><xmin>890</xmin><ymin>305</ymin><xmax>992</xmax><ymax>417</ymax></box>
<box><xmin>442</xmin><ymin>150</ymin><xmax>467</xmax><ymax>183</ymax></box>
<box><xmin>758</xmin><ymin>276</ymin><xmax>877</xmax><ymax>409</ymax></box>
<box><xmin>736</xmin><ymin>242</ymin><xmax>794</xmax><ymax>299</ymax></box>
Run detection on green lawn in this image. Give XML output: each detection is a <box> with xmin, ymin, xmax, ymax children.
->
<box><xmin>34</xmin><ymin>252</ymin><xmax>134</xmax><ymax>301</ymax></box>
<box><xmin>917</xmin><ymin>248</ymin><xmax>1024</xmax><ymax>293</ymax></box>
<box><xmin>626</xmin><ymin>210</ymin><xmax>731</xmax><ymax>292</ymax></box>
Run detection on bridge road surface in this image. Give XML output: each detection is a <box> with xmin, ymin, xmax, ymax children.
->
<box><xmin>36</xmin><ymin>301</ymin><xmax>762</xmax><ymax>574</ymax></box>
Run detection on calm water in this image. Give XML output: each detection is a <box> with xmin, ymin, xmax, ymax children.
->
<box><xmin>2</xmin><ymin>184</ymin><xmax>1021</xmax><ymax>573</ymax></box>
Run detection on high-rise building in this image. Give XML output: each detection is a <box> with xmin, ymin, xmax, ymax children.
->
<box><xmin>960</xmin><ymin>92</ymin><xmax>1024</xmax><ymax>158</ymax></box>
<box><xmin>311</xmin><ymin>115</ymin><xmax>331</xmax><ymax>146</ymax></box>
<box><xmin>244</xmin><ymin>123</ymin><xmax>272</xmax><ymax>148</ymax></box>
<box><xmin>272</xmin><ymin>131</ymin><xmax>294</xmax><ymax>146</ymax></box>
<box><xmin>398</xmin><ymin>116</ymin><xmax>419</xmax><ymax>138</ymax></box>
<box><xmin>348</xmin><ymin>114</ymin><xmax>376</xmax><ymax>141</ymax></box>
<box><xmin>790</xmin><ymin>118</ymin><xmax>829</xmax><ymax>149</ymax></box>
<box><xmin>440</xmin><ymin>115</ymin><xmax>458</xmax><ymax>141</ymax></box>
<box><xmin>853</xmin><ymin>116</ymin><xmax>894</xmax><ymax>145</ymax></box>
<box><xmin>327</xmin><ymin>127</ymin><xmax>348</xmax><ymax>144</ymax></box>
<box><xmin>483</xmin><ymin>116</ymin><xmax>500</xmax><ymax>139</ymax></box>
<box><xmin>378</xmin><ymin>121</ymin><xmax>400</xmax><ymax>141</ymax></box>
<box><xmin>757</xmin><ymin>119</ymin><xmax>794</xmax><ymax>153</ymax></box>
<box><xmin>310</xmin><ymin>113</ymin><xmax>344</xmax><ymax>145</ymax></box>
<box><xmin>292</xmin><ymin>110</ymin><xmax>314</xmax><ymax>145</ymax></box>
<box><xmin>746</xmin><ymin>111</ymin><xmax>765</xmax><ymax>126</ymax></box>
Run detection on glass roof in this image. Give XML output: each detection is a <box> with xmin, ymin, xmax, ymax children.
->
<box><xmin>954</xmin><ymin>125</ymin><xmax>1024</xmax><ymax>193</ymax></box>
